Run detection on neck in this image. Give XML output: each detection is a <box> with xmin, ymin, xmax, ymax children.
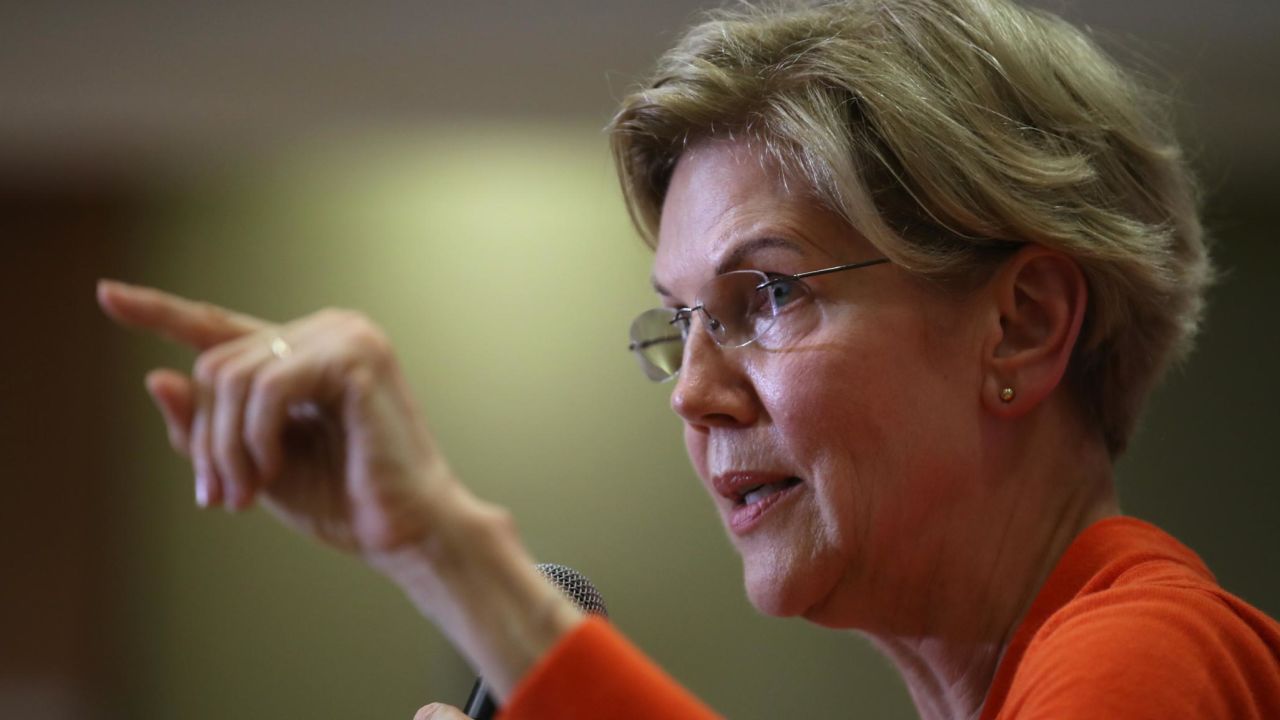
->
<box><xmin>867</xmin><ymin>406</ymin><xmax>1118</xmax><ymax>720</ymax></box>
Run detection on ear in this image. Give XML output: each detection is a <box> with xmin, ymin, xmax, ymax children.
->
<box><xmin>981</xmin><ymin>246</ymin><xmax>1088</xmax><ymax>418</ymax></box>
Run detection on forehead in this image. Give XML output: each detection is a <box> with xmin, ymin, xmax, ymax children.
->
<box><xmin>652</xmin><ymin>138</ymin><xmax>859</xmax><ymax>288</ymax></box>
<box><xmin>657</xmin><ymin>139</ymin><xmax>790</xmax><ymax>253</ymax></box>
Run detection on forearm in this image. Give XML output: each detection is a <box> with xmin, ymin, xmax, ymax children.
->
<box><xmin>366</xmin><ymin>482</ymin><xmax>584</xmax><ymax>700</ymax></box>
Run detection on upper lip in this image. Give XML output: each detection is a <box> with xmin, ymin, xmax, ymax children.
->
<box><xmin>712</xmin><ymin>471</ymin><xmax>799</xmax><ymax>503</ymax></box>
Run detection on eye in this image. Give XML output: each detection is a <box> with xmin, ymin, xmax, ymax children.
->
<box><xmin>762</xmin><ymin>276</ymin><xmax>802</xmax><ymax>312</ymax></box>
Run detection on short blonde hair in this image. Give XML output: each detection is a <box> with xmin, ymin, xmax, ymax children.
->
<box><xmin>609</xmin><ymin>0</ymin><xmax>1212</xmax><ymax>456</ymax></box>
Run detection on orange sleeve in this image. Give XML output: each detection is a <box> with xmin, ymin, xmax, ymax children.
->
<box><xmin>499</xmin><ymin>616</ymin><xmax>723</xmax><ymax>720</ymax></box>
<box><xmin>998</xmin><ymin>584</ymin><xmax>1280</xmax><ymax>719</ymax></box>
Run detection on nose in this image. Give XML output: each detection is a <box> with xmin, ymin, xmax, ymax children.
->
<box><xmin>670</xmin><ymin>318</ymin><xmax>759</xmax><ymax>428</ymax></box>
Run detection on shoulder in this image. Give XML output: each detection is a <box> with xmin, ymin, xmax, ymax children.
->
<box><xmin>1003</xmin><ymin>564</ymin><xmax>1280</xmax><ymax>719</ymax></box>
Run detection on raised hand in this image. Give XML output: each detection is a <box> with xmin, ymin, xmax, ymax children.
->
<box><xmin>99</xmin><ymin>280</ymin><xmax>583</xmax><ymax>701</ymax></box>
<box><xmin>97</xmin><ymin>280</ymin><xmax>457</xmax><ymax>555</ymax></box>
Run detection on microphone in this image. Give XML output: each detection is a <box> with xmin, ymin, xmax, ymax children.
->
<box><xmin>462</xmin><ymin>563</ymin><xmax>608</xmax><ymax>720</ymax></box>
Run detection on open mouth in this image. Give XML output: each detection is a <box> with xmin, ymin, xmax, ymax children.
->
<box><xmin>736</xmin><ymin>476</ymin><xmax>803</xmax><ymax>506</ymax></box>
<box><xmin>726</xmin><ymin>475</ymin><xmax>804</xmax><ymax>534</ymax></box>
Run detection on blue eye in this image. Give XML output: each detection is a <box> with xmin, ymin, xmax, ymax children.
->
<box><xmin>764</xmin><ymin>277</ymin><xmax>801</xmax><ymax>310</ymax></box>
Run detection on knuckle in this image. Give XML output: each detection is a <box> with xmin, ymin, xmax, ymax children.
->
<box><xmin>345</xmin><ymin>366</ymin><xmax>378</xmax><ymax>396</ymax></box>
<box><xmin>216</xmin><ymin>364</ymin><xmax>251</xmax><ymax>397</ymax></box>
<box><xmin>250</xmin><ymin>365</ymin><xmax>287</xmax><ymax>405</ymax></box>
<box><xmin>347</xmin><ymin>318</ymin><xmax>394</xmax><ymax>363</ymax></box>
<box><xmin>315</xmin><ymin>305</ymin><xmax>344</xmax><ymax>320</ymax></box>
<box><xmin>241</xmin><ymin>410</ymin><xmax>271</xmax><ymax>453</ymax></box>
<box><xmin>244</xmin><ymin>370</ymin><xmax>285</xmax><ymax>441</ymax></box>
<box><xmin>316</xmin><ymin>308</ymin><xmax>396</xmax><ymax>366</ymax></box>
<box><xmin>241</xmin><ymin>398</ymin><xmax>266</xmax><ymax>439</ymax></box>
<box><xmin>315</xmin><ymin>306</ymin><xmax>358</xmax><ymax>327</ymax></box>
<box><xmin>193</xmin><ymin>353</ymin><xmax>221</xmax><ymax>385</ymax></box>
<box><xmin>349</xmin><ymin>314</ymin><xmax>383</xmax><ymax>340</ymax></box>
<box><xmin>212</xmin><ymin>419</ymin><xmax>241</xmax><ymax>460</ymax></box>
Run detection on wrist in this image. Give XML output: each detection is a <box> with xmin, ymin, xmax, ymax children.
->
<box><xmin>363</xmin><ymin>479</ymin><xmax>484</xmax><ymax>608</ymax></box>
<box><xmin>365</xmin><ymin>481</ymin><xmax>584</xmax><ymax>699</ymax></box>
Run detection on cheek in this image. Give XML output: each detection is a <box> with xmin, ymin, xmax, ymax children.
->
<box><xmin>757</xmin><ymin>338</ymin><xmax>895</xmax><ymax>464</ymax></box>
<box><xmin>832</xmin><ymin>316</ymin><xmax>981</xmax><ymax>548</ymax></box>
<box><xmin>756</xmin><ymin>308</ymin><xmax>972</xmax><ymax>525</ymax></box>
<box><xmin>754</xmin><ymin>346</ymin><xmax>886</xmax><ymax>531</ymax></box>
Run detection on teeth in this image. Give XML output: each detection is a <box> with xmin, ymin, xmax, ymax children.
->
<box><xmin>743</xmin><ymin>483</ymin><xmax>782</xmax><ymax>506</ymax></box>
<box><xmin>739</xmin><ymin>477</ymin><xmax>801</xmax><ymax>506</ymax></box>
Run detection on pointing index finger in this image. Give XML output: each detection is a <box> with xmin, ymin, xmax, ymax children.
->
<box><xmin>97</xmin><ymin>280</ymin><xmax>269</xmax><ymax>350</ymax></box>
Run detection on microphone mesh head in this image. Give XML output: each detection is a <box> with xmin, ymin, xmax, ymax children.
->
<box><xmin>535</xmin><ymin>563</ymin><xmax>607</xmax><ymax>617</ymax></box>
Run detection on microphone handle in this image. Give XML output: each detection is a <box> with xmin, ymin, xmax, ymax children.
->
<box><xmin>463</xmin><ymin>677</ymin><xmax>497</xmax><ymax>720</ymax></box>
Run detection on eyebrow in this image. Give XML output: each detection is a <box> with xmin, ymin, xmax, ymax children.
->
<box><xmin>650</xmin><ymin>236</ymin><xmax>805</xmax><ymax>298</ymax></box>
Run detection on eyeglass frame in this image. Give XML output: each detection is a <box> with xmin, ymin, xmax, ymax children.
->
<box><xmin>628</xmin><ymin>257</ymin><xmax>891</xmax><ymax>380</ymax></box>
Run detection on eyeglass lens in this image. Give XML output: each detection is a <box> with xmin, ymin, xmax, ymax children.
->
<box><xmin>629</xmin><ymin>258</ymin><xmax>890</xmax><ymax>382</ymax></box>
<box><xmin>629</xmin><ymin>270</ymin><xmax>791</xmax><ymax>381</ymax></box>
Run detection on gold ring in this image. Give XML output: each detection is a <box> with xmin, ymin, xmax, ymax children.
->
<box><xmin>269</xmin><ymin>336</ymin><xmax>292</xmax><ymax>360</ymax></box>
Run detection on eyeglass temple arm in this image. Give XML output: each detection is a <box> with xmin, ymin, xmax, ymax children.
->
<box><xmin>789</xmin><ymin>258</ymin><xmax>891</xmax><ymax>281</ymax></box>
<box><xmin>750</xmin><ymin>258</ymin><xmax>890</xmax><ymax>291</ymax></box>
<box><xmin>629</xmin><ymin>335</ymin><xmax>683</xmax><ymax>351</ymax></box>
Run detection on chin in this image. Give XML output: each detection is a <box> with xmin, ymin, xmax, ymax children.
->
<box><xmin>741</xmin><ymin>555</ymin><xmax>815</xmax><ymax>618</ymax></box>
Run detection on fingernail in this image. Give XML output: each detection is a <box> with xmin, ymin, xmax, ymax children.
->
<box><xmin>195</xmin><ymin>477</ymin><xmax>208</xmax><ymax>507</ymax></box>
<box><xmin>99</xmin><ymin>278</ymin><xmax>125</xmax><ymax>295</ymax></box>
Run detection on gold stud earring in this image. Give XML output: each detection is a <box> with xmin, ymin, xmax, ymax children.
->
<box><xmin>1000</xmin><ymin>387</ymin><xmax>1016</xmax><ymax>403</ymax></box>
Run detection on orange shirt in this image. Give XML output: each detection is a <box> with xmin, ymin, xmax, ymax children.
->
<box><xmin>502</xmin><ymin>517</ymin><xmax>1280</xmax><ymax>718</ymax></box>
<box><xmin>982</xmin><ymin>516</ymin><xmax>1280</xmax><ymax>718</ymax></box>
<box><xmin>501</xmin><ymin>615</ymin><xmax>723</xmax><ymax>719</ymax></box>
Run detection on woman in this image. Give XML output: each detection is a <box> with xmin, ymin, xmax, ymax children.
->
<box><xmin>99</xmin><ymin>0</ymin><xmax>1280</xmax><ymax>717</ymax></box>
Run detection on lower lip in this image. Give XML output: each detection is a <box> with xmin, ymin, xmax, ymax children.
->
<box><xmin>727</xmin><ymin>481</ymin><xmax>803</xmax><ymax>535</ymax></box>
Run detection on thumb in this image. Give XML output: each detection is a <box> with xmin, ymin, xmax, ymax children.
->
<box><xmin>413</xmin><ymin>703</ymin><xmax>471</xmax><ymax>720</ymax></box>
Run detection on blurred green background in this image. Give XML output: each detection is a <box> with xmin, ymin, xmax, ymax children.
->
<box><xmin>3</xmin><ymin>2</ymin><xmax>1278</xmax><ymax>719</ymax></box>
